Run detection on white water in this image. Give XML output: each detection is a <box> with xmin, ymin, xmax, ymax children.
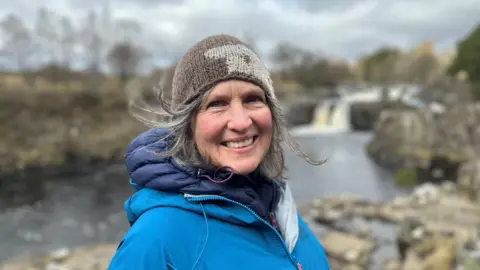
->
<box><xmin>290</xmin><ymin>98</ymin><xmax>351</xmax><ymax>136</ymax></box>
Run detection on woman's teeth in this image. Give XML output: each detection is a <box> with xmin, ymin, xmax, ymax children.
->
<box><xmin>225</xmin><ymin>138</ymin><xmax>254</xmax><ymax>148</ymax></box>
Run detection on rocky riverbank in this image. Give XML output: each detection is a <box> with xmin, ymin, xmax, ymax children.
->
<box><xmin>1</xmin><ymin>244</ymin><xmax>117</xmax><ymax>270</ymax></box>
<box><xmin>3</xmin><ymin>177</ymin><xmax>480</xmax><ymax>270</ymax></box>
<box><xmin>305</xmin><ymin>177</ymin><xmax>480</xmax><ymax>270</ymax></box>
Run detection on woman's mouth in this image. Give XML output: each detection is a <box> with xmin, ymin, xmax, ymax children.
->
<box><xmin>222</xmin><ymin>136</ymin><xmax>257</xmax><ymax>149</ymax></box>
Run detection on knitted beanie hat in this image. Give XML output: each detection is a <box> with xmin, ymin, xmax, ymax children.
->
<box><xmin>170</xmin><ymin>34</ymin><xmax>277</xmax><ymax>110</ymax></box>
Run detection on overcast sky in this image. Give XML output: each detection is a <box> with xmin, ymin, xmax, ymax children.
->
<box><xmin>1</xmin><ymin>0</ymin><xmax>480</xmax><ymax>68</ymax></box>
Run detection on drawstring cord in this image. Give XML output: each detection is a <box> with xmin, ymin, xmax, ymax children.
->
<box><xmin>198</xmin><ymin>166</ymin><xmax>235</xmax><ymax>184</ymax></box>
<box><xmin>199</xmin><ymin>166</ymin><xmax>280</xmax><ymax>230</ymax></box>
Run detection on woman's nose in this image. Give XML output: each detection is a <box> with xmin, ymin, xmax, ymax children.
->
<box><xmin>227</xmin><ymin>105</ymin><xmax>252</xmax><ymax>131</ymax></box>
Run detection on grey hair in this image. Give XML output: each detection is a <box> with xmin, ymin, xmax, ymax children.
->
<box><xmin>128</xmin><ymin>82</ymin><xmax>325</xmax><ymax>180</ymax></box>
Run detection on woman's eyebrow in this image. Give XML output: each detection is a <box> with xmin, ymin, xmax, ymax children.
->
<box><xmin>207</xmin><ymin>92</ymin><xmax>230</xmax><ymax>100</ymax></box>
<box><xmin>243</xmin><ymin>88</ymin><xmax>264</xmax><ymax>95</ymax></box>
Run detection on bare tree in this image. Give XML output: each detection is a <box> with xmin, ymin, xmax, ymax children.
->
<box><xmin>270</xmin><ymin>42</ymin><xmax>350</xmax><ymax>93</ymax></box>
<box><xmin>35</xmin><ymin>7</ymin><xmax>59</xmax><ymax>65</ymax></box>
<box><xmin>0</xmin><ymin>14</ymin><xmax>33</xmax><ymax>71</ymax></box>
<box><xmin>79</xmin><ymin>10</ymin><xmax>104</xmax><ymax>74</ymax></box>
<box><xmin>113</xmin><ymin>18</ymin><xmax>152</xmax><ymax>76</ymax></box>
<box><xmin>114</xmin><ymin>18</ymin><xmax>142</xmax><ymax>43</ymax></box>
<box><xmin>271</xmin><ymin>42</ymin><xmax>314</xmax><ymax>70</ymax></box>
<box><xmin>58</xmin><ymin>15</ymin><xmax>76</xmax><ymax>68</ymax></box>
<box><xmin>107</xmin><ymin>41</ymin><xmax>145</xmax><ymax>87</ymax></box>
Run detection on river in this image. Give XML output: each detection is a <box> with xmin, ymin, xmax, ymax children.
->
<box><xmin>0</xmin><ymin>131</ymin><xmax>410</xmax><ymax>266</ymax></box>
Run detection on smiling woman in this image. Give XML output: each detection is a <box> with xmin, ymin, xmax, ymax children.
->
<box><xmin>107</xmin><ymin>34</ymin><xmax>330</xmax><ymax>270</ymax></box>
<box><xmin>194</xmin><ymin>81</ymin><xmax>273</xmax><ymax>176</ymax></box>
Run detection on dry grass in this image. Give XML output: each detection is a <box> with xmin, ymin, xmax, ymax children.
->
<box><xmin>0</xmin><ymin>86</ymin><xmax>147</xmax><ymax>173</ymax></box>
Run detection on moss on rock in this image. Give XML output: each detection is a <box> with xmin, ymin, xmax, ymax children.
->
<box><xmin>395</xmin><ymin>168</ymin><xmax>418</xmax><ymax>186</ymax></box>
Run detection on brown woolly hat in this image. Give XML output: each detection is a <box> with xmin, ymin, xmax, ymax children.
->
<box><xmin>170</xmin><ymin>34</ymin><xmax>277</xmax><ymax>110</ymax></box>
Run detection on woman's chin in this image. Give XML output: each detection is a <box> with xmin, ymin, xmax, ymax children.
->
<box><xmin>227</xmin><ymin>162</ymin><xmax>260</xmax><ymax>176</ymax></box>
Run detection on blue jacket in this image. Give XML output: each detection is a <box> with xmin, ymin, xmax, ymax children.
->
<box><xmin>108</xmin><ymin>128</ymin><xmax>330</xmax><ymax>270</ymax></box>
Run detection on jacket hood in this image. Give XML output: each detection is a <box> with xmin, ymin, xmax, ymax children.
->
<box><xmin>124</xmin><ymin>128</ymin><xmax>280</xmax><ymax>221</ymax></box>
<box><xmin>124</xmin><ymin>128</ymin><xmax>199</xmax><ymax>192</ymax></box>
<box><xmin>123</xmin><ymin>128</ymin><xmax>299</xmax><ymax>253</ymax></box>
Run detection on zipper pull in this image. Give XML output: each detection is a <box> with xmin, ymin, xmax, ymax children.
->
<box><xmin>269</xmin><ymin>212</ymin><xmax>279</xmax><ymax>230</ymax></box>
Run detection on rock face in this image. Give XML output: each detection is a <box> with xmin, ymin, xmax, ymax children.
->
<box><xmin>349</xmin><ymin>102</ymin><xmax>383</xmax><ymax>131</ymax></box>
<box><xmin>457</xmin><ymin>159</ymin><xmax>480</xmax><ymax>201</ymax></box>
<box><xmin>366</xmin><ymin>108</ymin><xmax>439</xmax><ymax>169</ymax></box>
<box><xmin>435</xmin><ymin>103</ymin><xmax>480</xmax><ymax>161</ymax></box>
<box><xmin>284</xmin><ymin>99</ymin><xmax>319</xmax><ymax>127</ymax></box>
<box><xmin>366</xmin><ymin>102</ymin><xmax>480</xmax><ymax>177</ymax></box>
<box><xmin>349</xmin><ymin>101</ymin><xmax>415</xmax><ymax>132</ymax></box>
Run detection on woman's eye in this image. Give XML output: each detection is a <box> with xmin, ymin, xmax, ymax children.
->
<box><xmin>206</xmin><ymin>100</ymin><xmax>226</xmax><ymax>108</ymax></box>
<box><xmin>245</xmin><ymin>95</ymin><xmax>264</xmax><ymax>103</ymax></box>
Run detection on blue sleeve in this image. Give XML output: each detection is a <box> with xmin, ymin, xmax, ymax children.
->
<box><xmin>320</xmin><ymin>248</ymin><xmax>330</xmax><ymax>270</ymax></box>
<box><xmin>108</xmin><ymin>235</ymin><xmax>174</xmax><ymax>270</ymax></box>
<box><xmin>108</xmin><ymin>205</ymin><xmax>201</xmax><ymax>270</ymax></box>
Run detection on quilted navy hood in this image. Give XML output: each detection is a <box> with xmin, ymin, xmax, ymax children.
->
<box><xmin>124</xmin><ymin>128</ymin><xmax>281</xmax><ymax>219</ymax></box>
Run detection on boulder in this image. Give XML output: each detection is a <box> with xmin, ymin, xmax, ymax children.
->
<box><xmin>319</xmin><ymin>231</ymin><xmax>376</xmax><ymax>269</ymax></box>
<box><xmin>457</xmin><ymin>158</ymin><xmax>480</xmax><ymax>201</ymax></box>
<box><xmin>402</xmin><ymin>236</ymin><xmax>456</xmax><ymax>270</ymax></box>
<box><xmin>366</xmin><ymin>102</ymin><xmax>480</xmax><ymax>174</ymax></box>
<box><xmin>366</xmin><ymin>108</ymin><xmax>437</xmax><ymax>169</ymax></box>
<box><xmin>434</xmin><ymin>103</ymin><xmax>480</xmax><ymax>160</ymax></box>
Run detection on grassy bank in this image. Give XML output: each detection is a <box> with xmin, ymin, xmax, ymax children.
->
<box><xmin>0</xmin><ymin>88</ymin><xmax>147</xmax><ymax>174</ymax></box>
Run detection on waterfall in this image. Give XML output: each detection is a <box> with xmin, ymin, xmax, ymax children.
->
<box><xmin>290</xmin><ymin>98</ymin><xmax>351</xmax><ymax>136</ymax></box>
<box><xmin>312</xmin><ymin>99</ymin><xmax>351</xmax><ymax>131</ymax></box>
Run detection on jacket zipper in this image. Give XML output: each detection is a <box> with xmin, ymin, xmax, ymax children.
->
<box><xmin>269</xmin><ymin>212</ymin><xmax>280</xmax><ymax>231</ymax></box>
<box><xmin>186</xmin><ymin>195</ymin><xmax>302</xmax><ymax>270</ymax></box>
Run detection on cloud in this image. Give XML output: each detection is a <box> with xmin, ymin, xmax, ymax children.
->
<box><xmin>1</xmin><ymin>0</ymin><xmax>479</xmax><ymax>68</ymax></box>
<box><xmin>67</xmin><ymin>0</ymin><xmax>188</xmax><ymax>10</ymax></box>
<box><xmin>359</xmin><ymin>1</ymin><xmax>480</xmax><ymax>49</ymax></box>
<box><xmin>292</xmin><ymin>0</ymin><xmax>370</xmax><ymax>13</ymax></box>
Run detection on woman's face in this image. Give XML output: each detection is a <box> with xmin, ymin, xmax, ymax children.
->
<box><xmin>193</xmin><ymin>80</ymin><xmax>273</xmax><ymax>175</ymax></box>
